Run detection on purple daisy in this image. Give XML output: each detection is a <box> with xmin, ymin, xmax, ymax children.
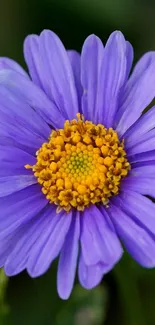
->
<box><xmin>0</xmin><ymin>30</ymin><xmax>155</xmax><ymax>300</ymax></box>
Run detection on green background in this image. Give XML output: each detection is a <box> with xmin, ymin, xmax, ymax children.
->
<box><xmin>0</xmin><ymin>0</ymin><xmax>155</xmax><ymax>324</ymax></box>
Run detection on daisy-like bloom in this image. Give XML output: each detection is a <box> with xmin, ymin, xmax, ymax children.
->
<box><xmin>1</xmin><ymin>30</ymin><xmax>155</xmax><ymax>300</ymax></box>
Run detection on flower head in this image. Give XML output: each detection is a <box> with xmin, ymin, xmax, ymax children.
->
<box><xmin>26</xmin><ymin>113</ymin><xmax>130</xmax><ymax>211</ymax></box>
<box><xmin>0</xmin><ymin>30</ymin><xmax>155</xmax><ymax>299</ymax></box>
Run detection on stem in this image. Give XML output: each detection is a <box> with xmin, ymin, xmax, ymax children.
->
<box><xmin>114</xmin><ymin>256</ymin><xmax>145</xmax><ymax>325</ymax></box>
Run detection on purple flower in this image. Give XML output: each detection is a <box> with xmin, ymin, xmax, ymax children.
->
<box><xmin>0</xmin><ymin>30</ymin><xmax>155</xmax><ymax>300</ymax></box>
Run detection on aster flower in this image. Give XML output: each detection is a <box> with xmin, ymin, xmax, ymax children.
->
<box><xmin>0</xmin><ymin>30</ymin><xmax>155</xmax><ymax>300</ymax></box>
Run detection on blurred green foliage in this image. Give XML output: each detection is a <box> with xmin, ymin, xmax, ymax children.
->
<box><xmin>0</xmin><ymin>270</ymin><xmax>9</xmax><ymax>324</ymax></box>
<box><xmin>5</xmin><ymin>262</ymin><xmax>105</xmax><ymax>325</ymax></box>
<box><xmin>0</xmin><ymin>0</ymin><xmax>155</xmax><ymax>324</ymax></box>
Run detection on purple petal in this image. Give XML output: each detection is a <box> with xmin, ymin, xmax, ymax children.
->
<box><xmin>120</xmin><ymin>51</ymin><xmax>155</xmax><ymax>107</ymax></box>
<box><xmin>0</xmin><ymin>167</ymin><xmax>31</xmax><ymax>178</ymax></box>
<box><xmin>126</xmin><ymin>129</ymin><xmax>155</xmax><ymax>155</ymax></box>
<box><xmin>24</xmin><ymin>34</ymin><xmax>43</xmax><ymax>87</ymax></box>
<box><xmin>95</xmin><ymin>206</ymin><xmax>123</xmax><ymax>264</ymax></box>
<box><xmin>125</xmin><ymin>41</ymin><xmax>134</xmax><ymax>79</ymax></box>
<box><xmin>0</xmin><ymin>184</ymin><xmax>47</xmax><ymax>237</ymax></box>
<box><xmin>121</xmin><ymin>176</ymin><xmax>155</xmax><ymax>198</ymax></box>
<box><xmin>0</xmin><ymin>236</ymin><xmax>13</xmax><ymax>268</ymax></box>
<box><xmin>68</xmin><ymin>50</ymin><xmax>82</xmax><ymax>109</ymax></box>
<box><xmin>78</xmin><ymin>254</ymin><xmax>105</xmax><ymax>289</ymax></box>
<box><xmin>112</xmin><ymin>191</ymin><xmax>155</xmax><ymax>236</ymax></box>
<box><xmin>80</xmin><ymin>205</ymin><xmax>122</xmax><ymax>266</ymax></box>
<box><xmin>109</xmin><ymin>203</ymin><xmax>155</xmax><ymax>267</ymax></box>
<box><xmin>0</xmin><ymin>57</ymin><xmax>29</xmax><ymax>78</ymax></box>
<box><xmin>80</xmin><ymin>208</ymin><xmax>106</xmax><ymax>265</ymax></box>
<box><xmin>27</xmin><ymin>210</ymin><xmax>72</xmax><ymax>277</ymax></box>
<box><xmin>24</xmin><ymin>33</ymin><xmax>80</xmax><ymax>118</ymax></box>
<box><xmin>0</xmin><ymin>166</ymin><xmax>32</xmax><ymax>177</ymax></box>
<box><xmin>39</xmin><ymin>30</ymin><xmax>78</xmax><ymax>119</ymax></box>
<box><xmin>0</xmin><ymin>109</ymin><xmax>46</xmax><ymax>150</ymax></box>
<box><xmin>116</xmin><ymin>59</ymin><xmax>155</xmax><ymax>135</ymax></box>
<box><xmin>0</xmin><ymin>145</ymin><xmax>36</xmax><ymax>177</ymax></box>
<box><xmin>131</xmin><ymin>51</ymin><xmax>155</xmax><ymax>77</ymax></box>
<box><xmin>81</xmin><ymin>34</ymin><xmax>104</xmax><ymax>123</ymax></box>
<box><xmin>0</xmin><ymin>175</ymin><xmax>37</xmax><ymax>197</ymax></box>
<box><xmin>0</xmin><ymin>73</ymin><xmax>51</xmax><ymax>139</ymax></box>
<box><xmin>117</xmin><ymin>51</ymin><xmax>155</xmax><ymax>120</ymax></box>
<box><xmin>130</xmin><ymin>161</ymin><xmax>155</xmax><ymax>176</ymax></box>
<box><xmin>4</xmin><ymin>205</ymin><xmax>54</xmax><ymax>275</ymax></box>
<box><xmin>96</xmin><ymin>31</ymin><xmax>127</xmax><ymax>127</ymax></box>
<box><xmin>0</xmin><ymin>92</ymin><xmax>50</xmax><ymax>147</ymax></box>
<box><xmin>0</xmin><ymin>69</ymin><xmax>64</xmax><ymax>128</ymax></box>
<box><xmin>0</xmin><ymin>145</ymin><xmax>36</xmax><ymax>166</ymax></box>
<box><xmin>124</xmin><ymin>106</ymin><xmax>155</xmax><ymax>148</ymax></box>
<box><xmin>0</xmin><ymin>137</ymin><xmax>37</xmax><ymax>156</ymax></box>
<box><xmin>129</xmin><ymin>150</ymin><xmax>155</xmax><ymax>163</ymax></box>
<box><xmin>57</xmin><ymin>212</ymin><xmax>80</xmax><ymax>299</ymax></box>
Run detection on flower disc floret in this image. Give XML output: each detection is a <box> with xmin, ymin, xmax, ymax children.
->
<box><xmin>26</xmin><ymin>114</ymin><xmax>130</xmax><ymax>211</ymax></box>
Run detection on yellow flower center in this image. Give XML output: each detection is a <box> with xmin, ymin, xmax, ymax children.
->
<box><xmin>25</xmin><ymin>114</ymin><xmax>130</xmax><ymax>212</ymax></box>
